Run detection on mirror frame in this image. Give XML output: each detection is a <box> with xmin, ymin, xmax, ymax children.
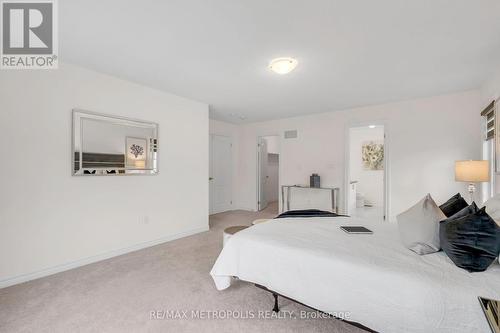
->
<box><xmin>72</xmin><ymin>109</ymin><xmax>159</xmax><ymax>176</ymax></box>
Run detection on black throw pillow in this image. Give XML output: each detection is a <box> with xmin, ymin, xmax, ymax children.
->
<box><xmin>440</xmin><ymin>207</ymin><xmax>500</xmax><ymax>272</ymax></box>
<box><xmin>441</xmin><ymin>202</ymin><xmax>479</xmax><ymax>222</ymax></box>
<box><xmin>439</xmin><ymin>193</ymin><xmax>468</xmax><ymax>217</ymax></box>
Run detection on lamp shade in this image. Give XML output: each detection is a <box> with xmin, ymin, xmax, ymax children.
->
<box><xmin>455</xmin><ymin>160</ymin><xmax>489</xmax><ymax>182</ymax></box>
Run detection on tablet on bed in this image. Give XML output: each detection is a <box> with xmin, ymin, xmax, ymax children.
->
<box><xmin>340</xmin><ymin>226</ymin><xmax>373</xmax><ymax>234</ymax></box>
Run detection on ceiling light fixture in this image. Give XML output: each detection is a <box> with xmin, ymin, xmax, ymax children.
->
<box><xmin>230</xmin><ymin>113</ymin><xmax>247</xmax><ymax>121</ymax></box>
<box><xmin>368</xmin><ymin>125</ymin><xmax>376</xmax><ymax>129</ymax></box>
<box><xmin>269</xmin><ymin>57</ymin><xmax>298</xmax><ymax>75</ymax></box>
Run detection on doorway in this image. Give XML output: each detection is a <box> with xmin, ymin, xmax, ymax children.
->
<box><xmin>345</xmin><ymin>125</ymin><xmax>387</xmax><ymax>221</ymax></box>
<box><xmin>209</xmin><ymin>135</ymin><xmax>233</xmax><ymax>214</ymax></box>
<box><xmin>257</xmin><ymin>135</ymin><xmax>280</xmax><ymax>214</ymax></box>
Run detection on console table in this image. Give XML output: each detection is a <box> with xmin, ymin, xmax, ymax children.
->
<box><xmin>281</xmin><ymin>185</ymin><xmax>340</xmax><ymax>214</ymax></box>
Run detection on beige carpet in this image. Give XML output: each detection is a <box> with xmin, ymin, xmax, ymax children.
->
<box><xmin>0</xmin><ymin>203</ymin><xmax>364</xmax><ymax>333</ymax></box>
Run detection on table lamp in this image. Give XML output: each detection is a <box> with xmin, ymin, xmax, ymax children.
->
<box><xmin>455</xmin><ymin>160</ymin><xmax>490</xmax><ymax>203</ymax></box>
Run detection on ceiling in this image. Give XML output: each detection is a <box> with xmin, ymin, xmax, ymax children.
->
<box><xmin>60</xmin><ymin>0</ymin><xmax>500</xmax><ymax>123</ymax></box>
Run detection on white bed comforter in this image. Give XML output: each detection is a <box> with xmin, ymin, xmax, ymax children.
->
<box><xmin>210</xmin><ymin>217</ymin><xmax>500</xmax><ymax>333</ymax></box>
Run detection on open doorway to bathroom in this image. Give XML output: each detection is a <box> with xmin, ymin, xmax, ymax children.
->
<box><xmin>257</xmin><ymin>135</ymin><xmax>280</xmax><ymax>214</ymax></box>
<box><xmin>346</xmin><ymin>125</ymin><xmax>387</xmax><ymax>221</ymax></box>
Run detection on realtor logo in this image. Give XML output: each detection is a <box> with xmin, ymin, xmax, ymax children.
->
<box><xmin>1</xmin><ymin>0</ymin><xmax>58</xmax><ymax>69</ymax></box>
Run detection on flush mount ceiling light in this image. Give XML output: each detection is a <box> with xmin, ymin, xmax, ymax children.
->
<box><xmin>368</xmin><ymin>125</ymin><xmax>376</xmax><ymax>129</ymax></box>
<box><xmin>230</xmin><ymin>113</ymin><xmax>247</xmax><ymax>120</ymax></box>
<box><xmin>269</xmin><ymin>57</ymin><xmax>298</xmax><ymax>75</ymax></box>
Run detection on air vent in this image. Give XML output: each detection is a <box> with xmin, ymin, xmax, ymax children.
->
<box><xmin>284</xmin><ymin>130</ymin><xmax>298</xmax><ymax>139</ymax></box>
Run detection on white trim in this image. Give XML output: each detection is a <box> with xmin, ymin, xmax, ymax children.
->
<box><xmin>236</xmin><ymin>205</ymin><xmax>258</xmax><ymax>212</ymax></box>
<box><xmin>344</xmin><ymin>121</ymin><xmax>390</xmax><ymax>220</ymax></box>
<box><xmin>0</xmin><ymin>226</ymin><xmax>208</xmax><ymax>289</ymax></box>
<box><xmin>256</xmin><ymin>137</ymin><xmax>263</xmax><ymax>211</ymax></box>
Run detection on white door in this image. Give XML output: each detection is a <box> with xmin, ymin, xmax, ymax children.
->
<box><xmin>210</xmin><ymin>135</ymin><xmax>233</xmax><ymax>214</ymax></box>
<box><xmin>258</xmin><ymin>137</ymin><xmax>268</xmax><ymax>210</ymax></box>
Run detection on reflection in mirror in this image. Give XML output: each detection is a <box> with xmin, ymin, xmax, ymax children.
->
<box><xmin>479</xmin><ymin>297</ymin><xmax>500</xmax><ymax>333</ymax></box>
<box><xmin>72</xmin><ymin>110</ymin><xmax>159</xmax><ymax>176</ymax></box>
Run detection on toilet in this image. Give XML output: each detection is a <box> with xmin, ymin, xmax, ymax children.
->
<box><xmin>356</xmin><ymin>192</ymin><xmax>365</xmax><ymax>208</ymax></box>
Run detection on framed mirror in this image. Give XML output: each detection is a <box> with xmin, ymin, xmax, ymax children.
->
<box><xmin>72</xmin><ymin>109</ymin><xmax>159</xmax><ymax>176</ymax></box>
<box><xmin>479</xmin><ymin>297</ymin><xmax>500</xmax><ymax>333</ymax></box>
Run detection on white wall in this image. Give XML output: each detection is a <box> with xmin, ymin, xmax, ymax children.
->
<box><xmin>264</xmin><ymin>136</ymin><xmax>280</xmax><ymax>154</ymax></box>
<box><xmin>234</xmin><ymin>90</ymin><xmax>481</xmax><ymax>219</ymax></box>
<box><xmin>349</xmin><ymin>126</ymin><xmax>385</xmax><ymax>207</ymax></box>
<box><xmin>0</xmin><ymin>63</ymin><xmax>209</xmax><ymax>287</ymax></box>
<box><xmin>480</xmin><ymin>66</ymin><xmax>500</xmax><ymax>106</ymax></box>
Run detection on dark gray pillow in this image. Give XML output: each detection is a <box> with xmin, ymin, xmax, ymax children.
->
<box><xmin>439</xmin><ymin>207</ymin><xmax>500</xmax><ymax>272</ymax></box>
<box><xmin>439</xmin><ymin>193</ymin><xmax>468</xmax><ymax>217</ymax></box>
<box><xmin>442</xmin><ymin>202</ymin><xmax>479</xmax><ymax>221</ymax></box>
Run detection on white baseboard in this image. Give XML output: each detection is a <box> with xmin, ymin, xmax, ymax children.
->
<box><xmin>234</xmin><ymin>206</ymin><xmax>257</xmax><ymax>212</ymax></box>
<box><xmin>0</xmin><ymin>226</ymin><xmax>209</xmax><ymax>289</ymax></box>
<box><xmin>209</xmin><ymin>207</ymin><xmax>256</xmax><ymax>214</ymax></box>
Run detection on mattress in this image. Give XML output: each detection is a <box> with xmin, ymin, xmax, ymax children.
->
<box><xmin>210</xmin><ymin>216</ymin><xmax>500</xmax><ymax>333</ymax></box>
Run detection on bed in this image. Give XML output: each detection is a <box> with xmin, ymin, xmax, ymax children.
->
<box><xmin>210</xmin><ymin>216</ymin><xmax>500</xmax><ymax>333</ymax></box>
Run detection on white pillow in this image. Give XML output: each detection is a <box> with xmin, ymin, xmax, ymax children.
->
<box><xmin>483</xmin><ymin>194</ymin><xmax>500</xmax><ymax>227</ymax></box>
<box><xmin>482</xmin><ymin>194</ymin><xmax>500</xmax><ymax>264</ymax></box>
<box><xmin>397</xmin><ymin>194</ymin><xmax>447</xmax><ymax>255</ymax></box>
